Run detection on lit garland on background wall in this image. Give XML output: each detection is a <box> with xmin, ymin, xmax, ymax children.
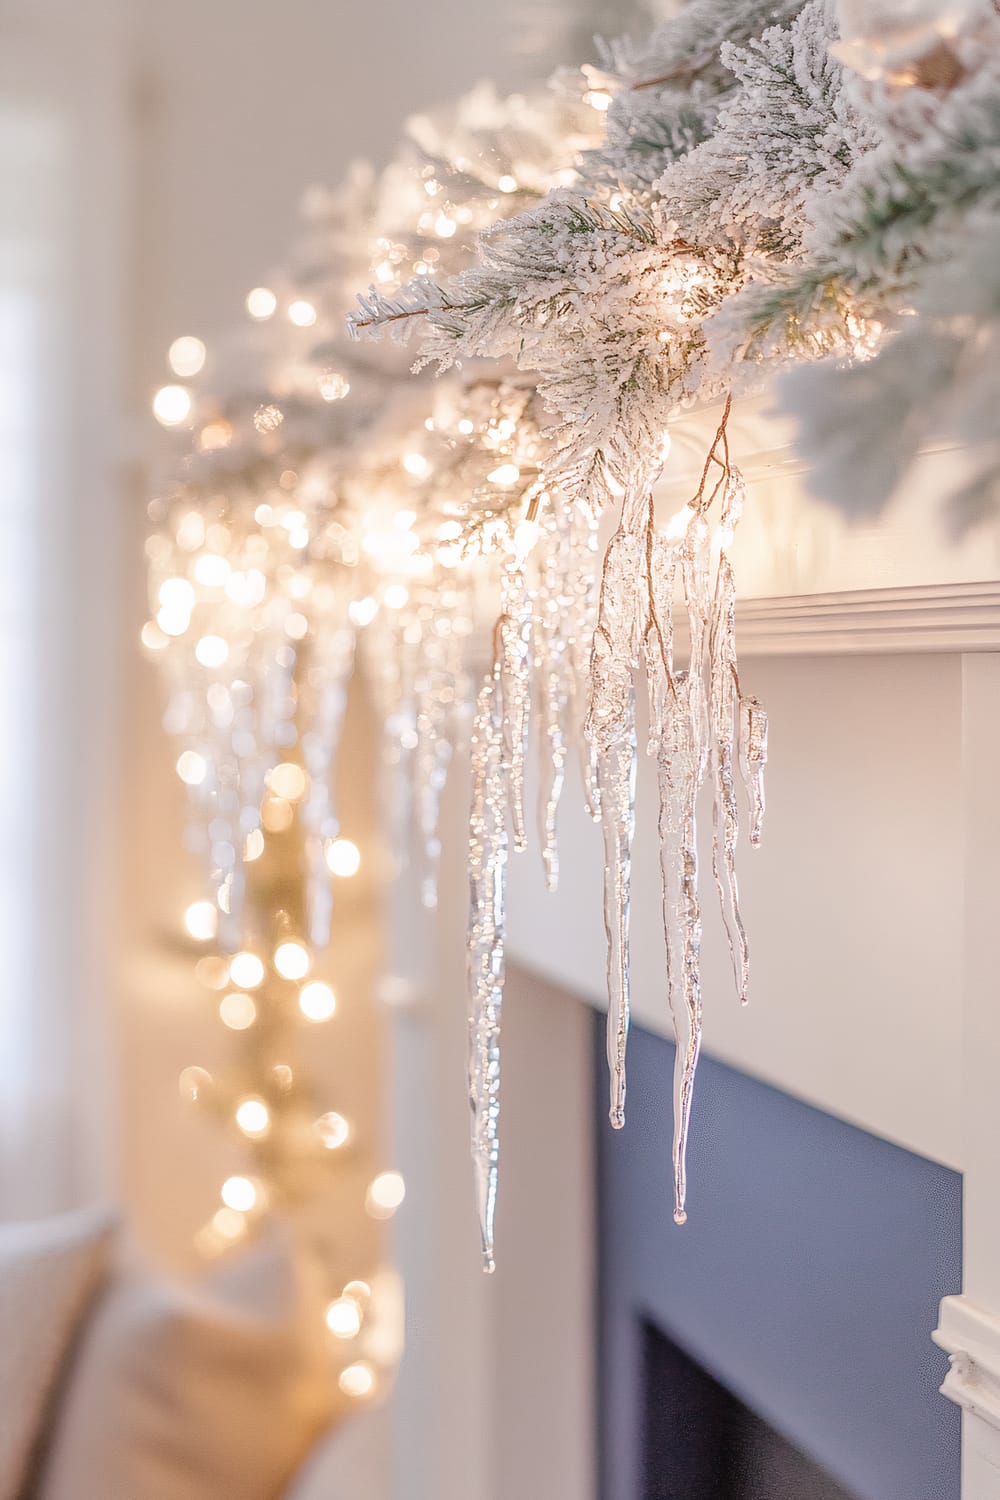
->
<box><xmin>147</xmin><ymin>0</ymin><xmax>1000</xmax><ymax>1272</ymax></box>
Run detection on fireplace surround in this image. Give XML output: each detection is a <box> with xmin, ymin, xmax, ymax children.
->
<box><xmin>596</xmin><ymin>1017</ymin><xmax>962</xmax><ymax>1500</ymax></box>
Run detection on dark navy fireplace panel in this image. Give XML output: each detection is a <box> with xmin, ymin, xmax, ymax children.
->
<box><xmin>595</xmin><ymin>1015</ymin><xmax>962</xmax><ymax>1500</ymax></box>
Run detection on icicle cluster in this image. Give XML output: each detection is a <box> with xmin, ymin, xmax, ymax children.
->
<box><xmin>148</xmin><ymin>0</ymin><xmax>1000</xmax><ymax>1267</ymax></box>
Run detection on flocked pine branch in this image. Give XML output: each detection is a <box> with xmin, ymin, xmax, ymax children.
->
<box><xmin>655</xmin><ymin>0</ymin><xmax>878</xmax><ymax>259</ymax></box>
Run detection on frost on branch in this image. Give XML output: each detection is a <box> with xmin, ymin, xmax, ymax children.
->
<box><xmin>353</xmin><ymin>193</ymin><xmax>734</xmax><ymax>511</ymax></box>
<box><xmin>655</xmin><ymin>0</ymin><xmax>878</xmax><ymax>258</ymax></box>
<box><xmin>578</xmin><ymin>0</ymin><xmax>808</xmax><ymax>197</ymax></box>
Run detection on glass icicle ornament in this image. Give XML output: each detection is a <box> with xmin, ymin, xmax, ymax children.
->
<box><xmin>586</xmin><ymin>518</ymin><xmax>645</xmax><ymax>1130</ymax></box>
<box><xmin>466</xmin><ymin>633</ymin><xmax>509</xmax><ymax>1274</ymax></box>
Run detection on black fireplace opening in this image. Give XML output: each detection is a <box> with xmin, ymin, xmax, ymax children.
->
<box><xmin>641</xmin><ymin>1318</ymin><xmax>861</xmax><ymax>1500</ymax></box>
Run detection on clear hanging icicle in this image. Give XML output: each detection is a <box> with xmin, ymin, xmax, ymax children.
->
<box><xmin>586</xmin><ymin>521</ymin><xmax>644</xmax><ymax>1130</ymax></box>
<box><xmin>498</xmin><ymin>560</ymin><xmax>533</xmax><ymax>856</ymax></box>
<box><xmin>410</xmin><ymin>576</ymin><xmax>475</xmax><ymax>909</ymax></box>
<box><xmin>466</xmin><ymin>631</ymin><xmax>509</xmax><ymax>1274</ymax></box>
<box><xmin>534</xmin><ymin>506</ymin><xmax>571</xmax><ymax>892</ymax></box>
<box><xmin>636</xmin><ymin>396</ymin><xmax>767</xmax><ymax>1225</ymax></box>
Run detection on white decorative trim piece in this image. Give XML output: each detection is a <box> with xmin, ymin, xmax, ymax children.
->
<box><xmin>735</xmin><ymin>582</ymin><xmax>1000</xmax><ymax>657</ymax></box>
<box><xmin>933</xmin><ymin>1297</ymin><xmax>1000</xmax><ymax>1431</ymax></box>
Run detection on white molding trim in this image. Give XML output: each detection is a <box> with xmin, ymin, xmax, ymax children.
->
<box><xmin>934</xmin><ymin>1298</ymin><xmax>1000</xmax><ymax>1432</ymax></box>
<box><xmin>734</xmin><ymin>582</ymin><xmax>1000</xmax><ymax>656</ymax></box>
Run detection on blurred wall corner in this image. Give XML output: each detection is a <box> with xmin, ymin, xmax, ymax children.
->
<box><xmin>0</xmin><ymin>0</ymin><xmax>129</xmax><ymax>1219</ymax></box>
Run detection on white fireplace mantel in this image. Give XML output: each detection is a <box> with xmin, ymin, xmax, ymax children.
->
<box><xmin>386</xmin><ymin>404</ymin><xmax>1000</xmax><ymax>1500</ymax></box>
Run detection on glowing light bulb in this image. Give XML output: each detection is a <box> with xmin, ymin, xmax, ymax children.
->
<box><xmin>221</xmin><ymin>1176</ymin><xmax>257</xmax><ymax>1212</ymax></box>
<box><xmin>284</xmin><ymin>611</ymin><xmax>308</xmax><ymax>639</ymax></box>
<box><xmin>153</xmin><ymin>384</ymin><xmax>192</xmax><ymax>427</ymax></box>
<box><xmin>246</xmin><ymin>287</ymin><xmax>277</xmax><ymax>320</ymax></box>
<box><xmin>219</xmin><ymin>992</ymin><xmax>256</xmax><ymax>1030</ymax></box>
<box><xmin>195</xmin><ymin>635</ymin><xmax>229</xmax><ymax>668</ymax></box>
<box><xmin>299</xmin><ymin>981</ymin><xmax>336</xmax><ymax>1022</ymax></box>
<box><xmin>199</xmin><ymin>420</ymin><xmax>231</xmax><ymax>452</ymax></box>
<box><xmin>366</xmin><ymin>1170</ymin><xmax>406</xmax><ymax>1219</ymax></box>
<box><xmin>344</xmin><ymin>1280</ymin><xmax>371</xmax><ymax>1305</ymax></box>
<box><xmin>157</xmin><ymin>605</ymin><xmax>190</xmax><ymax>636</ymax></box>
<box><xmin>176</xmin><ymin>750</ymin><xmax>207</xmax><ymax>786</ymax></box>
<box><xmin>383</xmin><ymin>584</ymin><xmax>409</xmax><ymax>610</ymax></box>
<box><xmin>339</xmin><ymin>1362</ymin><xmax>375</xmax><ymax>1398</ymax></box>
<box><xmin>402</xmin><ymin>452</ymin><xmax>430</xmax><ymax>479</ymax></box>
<box><xmin>349</xmin><ymin>597</ymin><xmax>378</xmax><ymax>628</ymax></box>
<box><xmin>235</xmin><ymin>1098</ymin><xmax>270</xmax><ymax>1137</ymax></box>
<box><xmin>229</xmin><ymin>952</ymin><xmax>264</xmax><ymax>989</ymax></box>
<box><xmin>243</xmin><ymin>828</ymin><xmax>265</xmax><ymax>862</ymax></box>
<box><xmin>141</xmin><ymin>621</ymin><xmax>168</xmax><ymax>652</ymax></box>
<box><xmin>184</xmin><ymin>900</ymin><xmax>218</xmax><ymax>941</ymax></box>
<box><xmin>394</xmin><ymin>509</ymin><xmax>417</xmax><ymax>530</ymax></box>
<box><xmin>325</xmin><ymin>838</ymin><xmax>361</xmax><ymax>878</ymax></box>
<box><xmin>196</xmin><ymin>956</ymin><xmax>230</xmax><ymax>990</ymax></box>
<box><xmin>194</xmin><ymin>553</ymin><xmax>230</xmax><ymax>586</ymax></box>
<box><xmin>267</xmin><ymin>762</ymin><xmax>307</xmax><ymax>801</ymax></box>
<box><xmin>288</xmin><ymin>299</ymin><xmax>317</xmax><ymax>327</ymax></box>
<box><xmin>274</xmin><ymin>941</ymin><xmax>310</xmax><ymax>980</ymax></box>
<box><xmin>314</xmin><ymin>1111</ymin><xmax>350</xmax><ymax>1150</ymax></box>
<box><xmin>586</xmin><ymin>89</ymin><xmax>613</xmax><ymax>111</ymax></box>
<box><xmin>457</xmin><ymin>418</ymin><xmax>475</xmax><ymax>435</ymax></box>
<box><xmin>168</xmin><ymin>335</ymin><xmax>206</xmax><ymax>377</ymax></box>
<box><xmin>498</xmin><ymin>174</ymin><xmax>518</xmax><ymax>193</ymax></box>
<box><xmin>434</xmin><ymin>212</ymin><xmax>457</xmax><ymax>238</ymax></box>
<box><xmin>159</xmin><ymin>577</ymin><xmax>195</xmax><ymax>612</ymax></box>
<box><xmin>212</xmin><ymin>1207</ymin><xmax>246</xmax><ymax>1241</ymax></box>
<box><xmin>487</xmin><ymin>463</ymin><xmax>520</xmax><ymax>486</ymax></box>
<box><xmin>326</xmin><ymin>1297</ymin><xmax>362</xmax><ymax>1338</ymax></box>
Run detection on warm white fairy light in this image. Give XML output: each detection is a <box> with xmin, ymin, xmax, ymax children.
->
<box><xmin>243</xmin><ymin>829</ymin><xmax>265</xmax><ymax>862</ymax></box>
<box><xmin>195</xmin><ymin>634</ymin><xmax>229</xmax><ymax>668</ymax></box>
<box><xmin>235</xmin><ymin>1097</ymin><xmax>271</xmax><ymax>1137</ymax></box>
<box><xmin>339</xmin><ymin>1362</ymin><xmax>376</xmax><ymax>1398</ymax></box>
<box><xmin>141</xmin><ymin>621</ymin><xmax>168</xmax><ymax>651</ymax></box>
<box><xmin>267</xmin><ymin>762</ymin><xmax>307</xmax><ymax>801</ymax></box>
<box><xmin>219</xmin><ymin>991</ymin><xmax>257</xmax><ymax>1030</ymax></box>
<box><xmin>314</xmin><ymin>1111</ymin><xmax>350</xmax><ymax>1150</ymax></box>
<box><xmin>168</xmin><ymin>335</ymin><xmax>207</xmax><ymax>377</ymax></box>
<box><xmin>402</xmin><ymin>451</ymin><xmax>431</xmax><ymax>478</ymax></box>
<box><xmin>152</xmin><ymin>384</ymin><xmax>192</xmax><ymax>427</ymax></box>
<box><xmin>176</xmin><ymin>750</ymin><xmax>207</xmax><ymax>786</ymax></box>
<box><xmin>221</xmin><ymin>1175</ymin><xmax>257</xmax><ymax>1212</ymax></box>
<box><xmin>299</xmin><ymin>980</ymin><xmax>336</xmax><ymax>1021</ymax></box>
<box><xmin>487</xmin><ymin>462</ymin><xmax>520</xmax><ymax>486</ymax></box>
<box><xmin>325</xmin><ymin>838</ymin><xmax>360</xmax><ymax>878</ymax></box>
<box><xmin>274</xmin><ymin>940</ymin><xmax>310</xmax><ymax>980</ymax></box>
<box><xmin>193</xmin><ymin>552</ymin><xmax>230</xmax><ymax>586</ymax></box>
<box><xmin>212</xmin><ymin>1207</ymin><xmax>247</xmax><ymax>1241</ymax></box>
<box><xmin>366</xmin><ymin>1170</ymin><xmax>405</xmax><ymax>1219</ymax></box>
<box><xmin>229</xmin><ymin>951</ymin><xmax>265</xmax><ymax>989</ymax></box>
<box><xmin>246</xmin><ymin>286</ymin><xmax>277</xmax><ymax>320</ymax></box>
<box><xmin>184</xmin><ymin>900</ymin><xmax>218</xmax><ymax>942</ymax></box>
<box><xmin>325</xmin><ymin>1296</ymin><xmax>362</xmax><ymax>1338</ymax></box>
<box><xmin>288</xmin><ymin>299</ymin><xmax>317</xmax><ymax>327</ymax></box>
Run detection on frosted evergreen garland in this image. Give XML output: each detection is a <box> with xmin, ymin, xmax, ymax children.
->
<box><xmin>148</xmin><ymin>0</ymin><xmax>1000</xmax><ymax>1269</ymax></box>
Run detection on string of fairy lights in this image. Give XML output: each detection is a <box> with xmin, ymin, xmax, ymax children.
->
<box><xmin>147</xmin><ymin>362</ymin><xmax>407</xmax><ymax>1395</ymax></box>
